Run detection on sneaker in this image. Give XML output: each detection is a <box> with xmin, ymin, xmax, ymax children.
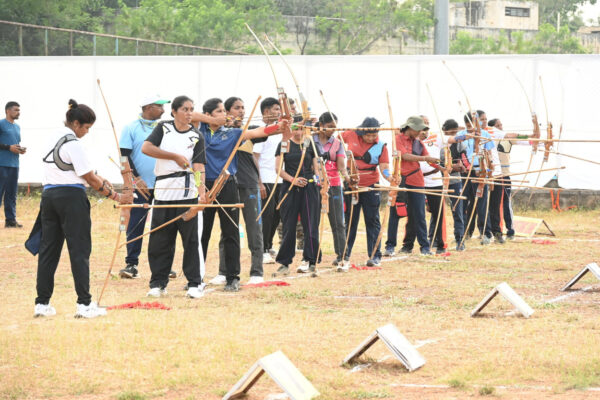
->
<box><xmin>272</xmin><ymin>265</ymin><xmax>289</xmax><ymax>277</ymax></box>
<box><xmin>494</xmin><ymin>233</ymin><xmax>506</xmax><ymax>244</ymax></box>
<box><xmin>247</xmin><ymin>276</ymin><xmax>264</xmax><ymax>285</ymax></box>
<box><xmin>186</xmin><ymin>286</ymin><xmax>204</xmax><ymax>299</ymax></box>
<box><xmin>34</xmin><ymin>303</ymin><xmax>56</xmax><ymax>318</ymax></box>
<box><xmin>400</xmin><ymin>247</ymin><xmax>412</xmax><ymax>254</ymax></box>
<box><xmin>456</xmin><ymin>243</ymin><xmax>466</xmax><ymax>251</ymax></box>
<box><xmin>480</xmin><ymin>236</ymin><xmax>491</xmax><ymax>245</ymax></box>
<box><xmin>119</xmin><ymin>264</ymin><xmax>139</xmax><ymax>279</ymax></box>
<box><xmin>169</xmin><ymin>270</ymin><xmax>177</xmax><ymax>279</ymax></box>
<box><xmin>5</xmin><ymin>220</ymin><xmax>22</xmax><ymax>228</ymax></box>
<box><xmin>74</xmin><ymin>302</ymin><xmax>107</xmax><ymax>319</ymax></box>
<box><xmin>147</xmin><ymin>287</ymin><xmax>167</xmax><ymax>297</ymax></box>
<box><xmin>420</xmin><ymin>249</ymin><xmax>433</xmax><ymax>256</ymax></box>
<box><xmin>383</xmin><ymin>248</ymin><xmax>395</xmax><ymax>257</ymax></box>
<box><xmin>224</xmin><ymin>279</ymin><xmax>240</xmax><ymax>292</ymax></box>
<box><xmin>263</xmin><ymin>252</ymin><xmax>275</xmax><ymax>264</ymax></box>
<box><xmin>209</xmin><ymin>274</ymin><xmax>227</xmax><ymax>285</ymax></box>
<box><xmin>435</xmin><ymin>248</ymin><xmax>446</xmax><ymax>255</ymax></box>
<box><xmin>297</xmin><ymin>260</ymin><xmax>309</xmax><ymax>273</ymax></box>
<box><xmin>268</xmin><ymin>248</ymin><xmax>278</xmax><ymax>257</ymax></box>
<box><xmin>366</xmin><ymin>258</ymin><xmax>381</xmax><ymax>267</ymax></box>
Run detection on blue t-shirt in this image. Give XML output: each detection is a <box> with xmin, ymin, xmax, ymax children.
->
<box><xmin>120</xmin><ymin>117</ymin><xmax>158</xmax><ymax>187</ymax></box>
<box><xmin>0</xmin><ymin>119</ymin><xmax>21</xmax><ymax>168</ymax></box>
<box><xmin>461</xmin><ymin>129</ymin><xmax>494</xmax><ymax>169</ymax></box>
<box><xmin>199</xmin><ymin>123</ymin><xmax>243</xmax><ymax>181</ymax></box>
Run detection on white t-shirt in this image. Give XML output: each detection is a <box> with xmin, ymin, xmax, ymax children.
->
<box><xmin>253</xmin><ymin>134</ymin><xmax>282</xmax><ymax>184</ymax></box>
<box><xmin>42</xmin><ymin>127</ymin><xmax>92</xmax><ymax>185</ymax></box>
<box><xmin>486</xmin><ymin>127</ymin><xmax>504</xmax><ymax>175</ymax></box>
<box><xmin>421</xmin><ymin>132</ymin><xmax>442</xmax><ymax>188</ymax></box>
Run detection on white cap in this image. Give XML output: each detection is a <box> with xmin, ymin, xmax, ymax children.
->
<box><xmin>140</xmin><ymin>94</ymin><xmax>170</xmax><ymax>107</ymax></box>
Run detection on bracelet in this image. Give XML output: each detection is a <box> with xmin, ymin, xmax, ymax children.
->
<box><xmin>264</xmin><ymin>124</ymin><xmax>279</xmax><ymax>135</ymax></box>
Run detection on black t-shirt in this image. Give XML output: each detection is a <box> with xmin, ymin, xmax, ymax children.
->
<box><xmin>275</xmin><ymin>139</ymin><xmax>316</xmax><ymax>179</ymax></box>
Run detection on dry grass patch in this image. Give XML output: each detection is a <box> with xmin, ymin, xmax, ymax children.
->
<box><xmin>1</xmin><ymin>196</ymin><xmax>599</xmax><ymax>399</ymax></box>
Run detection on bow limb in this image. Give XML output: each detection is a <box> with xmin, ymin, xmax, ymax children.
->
<box><xmin>370</xmin><ymin>92</ymin><xmax>398</xmax><ymax>260</ymax></box>
<box><xmin>96</xmin><ymin>79</ymin><xmax>134</xmax><ymax>305</ymax></box>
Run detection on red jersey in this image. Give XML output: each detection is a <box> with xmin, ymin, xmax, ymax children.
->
<box><xmin>342</xmin><ymin>130</ymin><xmax>389</xmax><ymax>187</ymax></box>
<box><xmin>397</xmin><ymin>133</ymin><xmax>428</xmax><ymax>187</ymax></box>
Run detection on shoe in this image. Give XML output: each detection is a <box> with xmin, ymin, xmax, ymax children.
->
<box><xmin>366</xmin><ymin>258</ymin><xmax>381</xmax><ymax>267</ymax></box>
<box><xmin>272</xmin><ymin>265</ymin><xmax>289</xmax><ymax>277</ymax></box>
<box><xmin>147</xmin><ymin>287</ymin><xmax>167</xmax><ymax>297</ymax></box>
<box><xmin>400</xmin><ymin>247</ymin><xmax>412</xmax><ymax>254</ymax></box>
<box><xmin>456</xmin><ymin>243</ymin><xmax>465</xmax><ymax>251</ymax></box>
<box><xmin>119</xmin><ymin>264</ymin><xmax>139</xmax><ymax>279</ymax></box>
<box><xmin>268</xmin><ymin>248</ymin><xmax>278</xmax><ymax>257</ymax></box>
<box><xmin>186</xmin><ymin>286</ymin><xmax>204</xmax><ymax>299</ymax></box>
<box><xmin>480</xmin><ymin>236</ymin><xmax>491</xmax><ymax>245</ymax></box>
<box><xmin>169</xmin><ymin>270</ymin><xmax>177</xmax><ymax>279</ymax></box>
<box><xmin>209</xmin><ymin>274</ymin><xmax>227</xmax><ymax>285</ymax></box>
<box><xmin>494</xmin><ymin>233</ymin><xmax>506</xmax><ymax>244</ymax></box>
<box><xmin>435</xmin><ymin>248</ymin><xmax>446</xmax><ymax>255</ymax></box>
<box><xmin>297</xmin><ymin>260</ymin><xmax>309</xmax><ymax>273</ymax></box>
<box><xmin>247</xmin><ymin>276</ymin><xmax>264</xmax><ymax>284</ymax></box>
<box><xmin>420</xmin><ymin>249</ymin><xmax>433</xmax><ymax>256</ymax></box>
<box><xmin>74</xmin><ymin>302</ymin><xmax>107</xmax><ymax>319</ymax></box>
<box><xmin>263</xmin><ymin>252</ymin><xmax>275</xmax><ymax>264</ymax></box>
<box><xmin>34</xmin><ymin>303</ymin><xmax>56</xmax><ymax>318</ymax></box>
<box><xmin>383</xmin><ymin>248</ymin><xmax>395</xmax><ymax>257</ymax></box>
<box><xmin>5</xmin><ymin>220</ymin><xmax>22</xmax><ymax>228</ymax></box>
<box><xmin>506</xmin><ymin>234</ymin><xmax>515</xmax><ymax>241</ymax></box>
<box><xmin>224</xmin><ymin>279</ymin><xmax>240</xmax><ymax>292</ymax></box>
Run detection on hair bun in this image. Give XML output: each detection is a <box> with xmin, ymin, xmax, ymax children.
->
<box><xmin>68</xmin><ymin>99</ymin><xmax>79</xmax><ymax>110</ymax></box>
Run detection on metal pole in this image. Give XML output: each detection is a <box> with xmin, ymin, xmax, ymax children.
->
<box><xmin>434</xmin><ymin>0</ymin><xmax>449</xmax><ymax>55</ymax></box>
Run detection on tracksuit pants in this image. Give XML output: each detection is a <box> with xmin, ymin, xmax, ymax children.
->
<box><xmin>202</xmin><ymin>178</ymin><xmax>240</xmax><ymax>284</ymax></box>
<box><xmin>125</xmin><ymin>189</ymin><xmax>154</xmax><ymax>266</ymax></box>
<box><xmin>276</xmin><ymin>182</ymin><xmax>320</xmax><ymax>266</ymax></box>
<box><xmin>148</xmin><ymin>198</ymin><xmax>203</xmax><ymax>289</ymax></box>
<box><xmin>36</xmin><ymin>187</ymin><xmax>92</xmax><ymax>305</ymax></box>
<box><xmin>261</xmin><ymin>183</ymin><xmax>280</xmax><ymax>252</ymax></box>
<box><xmin>344</xmin><ymin>186</ymin><xmax>382</xmax><ymax>260</ymax></box>
<box><xmin>219</xmin><ymin>186</ymin><xmax>263</xmax><ymax>277</ymax></box>
<box><xmin>0</xmin><ymin>166</ymin><xmax>18</xmax><ymax>223</ymax></box>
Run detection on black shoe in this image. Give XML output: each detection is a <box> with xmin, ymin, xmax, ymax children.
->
<box><xmin>119</xmin><ymin>264</ymin><xmax>139</xmax><ymax>279</ymax></box>
<box><xmin>224</xmin><ymin>279</ymin><xmax>240</xmax><ymax>292</ymax></box>
<box><xmin>400</xmin><ymin>247</ymin><xmax>412</xmax><ymax>254</ymax></box>
<box><xmin>5</xmin><ymin>220</ymin><xmax>22</xmax><ymax>228</ymax></box>
<box><xmin>272</xmin><ymin>265</ymin><xmax>289</xmax><ymax>277</ymax></box>
<box><xmin>494</xmin><ymin>233</ymin><xmax>506</xmax><ymax>244</ymax></box>
<box><xmin>169</xmin><ymin>270</ymin><xmax>177</xmax><ymax>279</ymax></box>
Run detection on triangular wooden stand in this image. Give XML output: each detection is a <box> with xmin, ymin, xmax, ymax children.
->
<box><xmin>513</xmin><ymin>216</ymin><xmax>555</xmax><ymax>238</ymax></box>
<box><xmin>471</xmin><ymin>282</ymin><xmax>534</xmax><ymax>318</ymax></box>
<box><xmin>343</xmin><ymin>323</ymin><xmax>425</xmax><ymax>372</ymax></box>
<box><xmin>561</xmin><ymin>263</ymin><xmax>600</xmax><ymax>291</ymax></box>
<box><xmin>222</xmin><ymin>350</ymin><xmax>319</xmax><ymax>400</ymax></box>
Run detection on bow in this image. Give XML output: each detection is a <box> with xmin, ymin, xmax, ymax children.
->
<box><xmin>370</xmin><ymin>91</ymin><xmax>398</xmax><ymax>260</ymax></box>
<box><xmin>96</xmin><ymin>78</ymin><xmax>135</xmax><ymax>305</ymax></box>
<box><xmin>245</xmin><ymin>24</ymin><xmax>294</xmax><ymax>222</ymax></box>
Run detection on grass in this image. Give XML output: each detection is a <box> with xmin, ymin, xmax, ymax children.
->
<box><xmin>1</xmin><ymin>196</ymin><xmax>600</xmax><ymax>399</ymax></box>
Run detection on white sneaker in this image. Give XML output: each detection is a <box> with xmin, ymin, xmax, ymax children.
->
<box><xmin>74</xmin><ymin>302</ymin><xmax>107</xmax><ymax>319</ymax></box>
<box><xmin>247</xmin><ymin>276</ymin><xmax>264</xmax><ymax>284</ymax></box>
<box><xmin>147</xmin><ymin>287</ymin><xmax>167</xmax><ymax>297</ymax></box>
<box><xmin>186</xmin><ymin>286</ymin><xmax>204</xmax><ymax>299</ymax></box>
<box><xmin>34</xmin><ymin>303</ymin><xmax>56</xmax><ymax>318</ymax></box>
<box><xmin>263</xmin><ymin>252</ymin><xmax>275</xmax><ymax>264</ymax></box>
<box><xmin>209</xmin><ymin>274</ymin><xmax>227</xmax><ymax>285</ymax></box>
<box><xmin>296</xmin><ymin>260</ymin><xmax>309</xmax><ymax>273</ymax></box>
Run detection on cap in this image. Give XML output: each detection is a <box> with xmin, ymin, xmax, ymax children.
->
<box><xmin>401</xmin><ymin>115</ymin><xmax>429</xmax><ymax>132</ymax></box>
<box><xmin>140</xmin><ymin>95</ymin><xmax>171</xmax><ymax>107</ymax></box>
<box><xmin>357</xmin><ymin>117</ymin><xmax>382</xmax><ymax>135</ymax></box>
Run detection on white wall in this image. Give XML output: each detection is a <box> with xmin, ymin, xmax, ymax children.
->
<box><xmin>1</xmin><ymin>54</ymin><xmax>598</xmax><ymax>189</ymax></box>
